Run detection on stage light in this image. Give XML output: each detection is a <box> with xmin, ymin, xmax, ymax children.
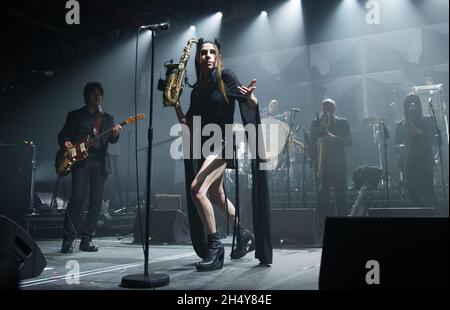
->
<box><xmin>291</xmin><ymin>0</ymin><xmax>301</xmax><ymax>9</ymax></box>
<box><xmin>268</xmin><ymin>0</ymin><xmax>305</xmax><ymax>47</ymax></box>
<box><xmin>261</xmin><ymin>11</ymin><xmax>268</xmax><ymax>17</ymax></box>
<box><xmin>194</xmin><ymin>13</ymin><xmax>222</xmax><ymax>40</ymax></box>
<box><xmin>190</xmin><ymin>25</ymin><xmax>196</xmax><ymax>31</ymax></box>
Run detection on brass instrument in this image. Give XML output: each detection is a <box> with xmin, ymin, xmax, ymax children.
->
<box><xmin>315</xmin><ymin>112</ymin><xmax>332</xmax><ymax>192</ymax></box>
<box><xmin>291</xmin><ymin>136</ymin><xmax>305</xmax><ymax>152</ymax></box>
<box><xmin>162</xmin><ymin>38</ymin><xmax>198</xmax><ymax>107</ymax></box>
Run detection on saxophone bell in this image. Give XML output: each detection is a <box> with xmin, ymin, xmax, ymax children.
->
<box><xmin>160</xmin><ymin>38</ymin><xmax>198</xmax><ymax>107</ymax></box>
<box><xmin>158</xmin><ymin>60</ymin><xmax>175</xmax><ymax>91</ymax></box>
<box><xmin>157</xmin><ymin>78</ymin><xmax>166</xmax><ymax>92</ymax></box>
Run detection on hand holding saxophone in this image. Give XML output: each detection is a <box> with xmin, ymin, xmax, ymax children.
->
<box><xmin>324</xmin><ymin>132</ymin><xmax>338</xmax><ymax>141</ymax></box>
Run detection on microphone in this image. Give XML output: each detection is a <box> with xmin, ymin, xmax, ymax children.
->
<box><xmin>140</xmin><ymin>22</ymin><xmax>170</xmax><ymax>31</ymax></box>
<box><xmin>291</xmin><ymin>108</ymin><xmax>301</xmax><ymax>112</ymax></box>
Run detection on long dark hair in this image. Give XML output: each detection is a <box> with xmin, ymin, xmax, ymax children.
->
<box><xmin>403</xmin><ymin>93</ymin><xmax>423</xmax><ymax>120</ymax></box>
<box><xmin>194</xmin><ymin>38</ymin><xmax>229</xmax><ymax>103</ymax></box>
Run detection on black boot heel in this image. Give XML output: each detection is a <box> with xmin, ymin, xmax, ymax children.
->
<box><xmin>230</xmin><ymin>226</ymin><xmax>255</xmax><ymax>259</ymax></box>
<box><xmin>196</xmin><ymin>233</ymin><xmax>225</xmax><ymax>272</ymax></box>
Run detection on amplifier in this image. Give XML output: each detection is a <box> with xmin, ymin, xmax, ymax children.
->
<box><xmin>271</xmin><ymin>208</ymin><xmax>317</xmax><ymax>245</ymax></box>
<box><xmin>155</xmin><ymin>194</ymin><xmax>181</xmax><ymax>211</ymax></box>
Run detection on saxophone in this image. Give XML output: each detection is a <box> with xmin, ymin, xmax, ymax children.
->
<box><xmin>315</xmin><ymin>112</ymin><xmax>332</xmax><ymax>192</ymax></box>
<box><xmin>162</xmin><ymin>38</ymin><xmax>198</xmax><ymax>107</ymax></box>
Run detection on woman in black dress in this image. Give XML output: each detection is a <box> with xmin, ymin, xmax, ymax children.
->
<box><xmin>394</xmin><ymin>93</ymin><xmax>436</xmax><ymax>203</ymax></box>
<box><xmin>174</xmin><ymin>39</ymin><xmax>262</xmax><ymax>271</ymax></box>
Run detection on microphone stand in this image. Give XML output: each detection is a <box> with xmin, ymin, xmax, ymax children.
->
<box><xmin>121</xmin><ymin>28</ymin><xmax>169</xmax><ymax>289</ymax></box>
<box><xmin>381</xmin><ymin>121</ymin><xmax>391</xmax><ymax>208</ymax></box>
<box><xmin>124</xmin><ymin>127</ymin><xmax>133</xmax><ymax>213</ymax></box>
<box><xmin>27</xmin><ymin>141</ymin><xmax>38</xmax><ymax>215</ymax></box>
<box><xmin>429</xmin><ymin>99</ymin><xmax>448</xmax><ymax>206</ymax></box>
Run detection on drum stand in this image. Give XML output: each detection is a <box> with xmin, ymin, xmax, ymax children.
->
<box><xmin>300</xmin><ymin>126</ymin><xmax>310</xmax><ymax>207</ymax></box>
<box><xmin>380</xmin><ymin>121</ymin><xmax>391</xmax><ymax>208</ymax></box>
<box><xmin>280</xmin><ymin>110</ymin><xmax>299</xmax><ymax>208</ymax></box>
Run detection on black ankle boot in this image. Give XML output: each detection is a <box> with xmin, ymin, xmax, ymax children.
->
<box><xmin>60</xmin><ymin>238</ymin><xmax>74</xmax><ymax>254</ymax></box>
<box><xmin>79</xmin><ymin>236</ymin><xmax>98</xmax><ymax>252</ymax></box>
<box><xmin>230</xmin><ymin>225</ymin><xmax>255</xmax><ymax>259</ymax></box>
<box><xmin>196</xmin><ymin>233</ymin><xmax>224</xmax><ymax>272</ymax></box>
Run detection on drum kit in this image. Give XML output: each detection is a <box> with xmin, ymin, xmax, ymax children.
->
<box><xmin>225</xmin><ymin>113</ymin><xmax>306</xmax><ymax>193</ymax></box>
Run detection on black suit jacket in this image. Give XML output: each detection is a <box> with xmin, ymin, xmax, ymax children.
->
<box><xmin>310</xmin><ymin>115</ymin><xmax>352</xmax><ymax>173</ymax></box>
<box><xmin>58</xmin><ymin>106</ymin><xmax>119</xmax><ymax>176</ymax></box>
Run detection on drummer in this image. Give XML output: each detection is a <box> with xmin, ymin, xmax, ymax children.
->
<box><xmin>262</xmin><ymin>99</ymin><xmax>289</xmax><ymax>120</ymax></box>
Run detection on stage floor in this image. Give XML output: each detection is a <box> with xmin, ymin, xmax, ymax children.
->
<box><xmin>20</xmin><ymin>236</ymin><xmax>322</xmax><ymax>290</ymax></box>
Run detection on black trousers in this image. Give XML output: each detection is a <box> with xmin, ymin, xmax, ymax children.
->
<box><xmin>317</xmin><ymin>164</ymin><xmax>347</xmax><ymax>229</ymax></box>
<box><xmin>406</xmin><ymin>155</ymin><xmax>436</xmax><ymax>203</ymax></box>
<box><xmin>63</xmin><ymin>157</ymin><xmax>106</xmax><ymax>240</ymax></box>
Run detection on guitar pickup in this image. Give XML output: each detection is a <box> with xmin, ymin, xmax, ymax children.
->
<box><xmin>80</xmin><ymin>143</ymin><xmax>87</xmax><ymax>152</ymax></box>
<box><xmin>69</xmin><ymin>148</ymin><xmax>77</xmax><ymax>157</ymax></box>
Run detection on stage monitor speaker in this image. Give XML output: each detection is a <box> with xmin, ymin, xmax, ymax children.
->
<box><xmin>0</xmin><ymin>215</ymin><xmax>47</xmax><ymax>280</ymax></box>
<box><xmin>271</xmin><ymin>208</ymin><xmax>317</xmax><ymax>245</ymax></box>
<box><xmin>319</xmin><ymin>217</ymin><xmax>448</xmax><ymax>289</ymax></box>
<box><xmin>34</xmin><ymin>192</ymin><xmax>65</xmax><ymax>212</ymax></box>
<box><xmin>0</xmin><ymin>143</ymin><xmax>34</xmax><ymax>227</ymax></box>
<box><xmin>133</xmin><ymin>209</ymin><xmax>190</xmax><ymax>244</ymax></box>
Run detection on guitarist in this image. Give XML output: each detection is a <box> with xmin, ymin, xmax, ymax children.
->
<box><xmin>58</xmin><ymin>82</ymin><xmax>122</xmax><ymax>253</ymax></box>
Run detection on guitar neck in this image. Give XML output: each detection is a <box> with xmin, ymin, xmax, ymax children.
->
<box><xmin>85</xmin><ymin>120</ymin><xmax>127</xmax><ymax>148</ymax></box>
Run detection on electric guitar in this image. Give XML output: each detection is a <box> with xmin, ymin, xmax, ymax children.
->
<box><xmin>55</xmin><ymin>113</ymin><xmax>145</xmax><ymax>177</ymax></box>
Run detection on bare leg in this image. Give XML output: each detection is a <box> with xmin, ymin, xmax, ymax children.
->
<box><xmin>209</xmin><ymin>173</ymin><xmax>255</xmax><ymax>259</ymax></box>
<box><xmin>208</xmin><ymin>175</ymin><xmax>238</xmax><ymax>223</ymax></box>
<box><xmin>190</xmin><ymin>155</ymin><xmax>227</xmax><ymax>234</ymax></box>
